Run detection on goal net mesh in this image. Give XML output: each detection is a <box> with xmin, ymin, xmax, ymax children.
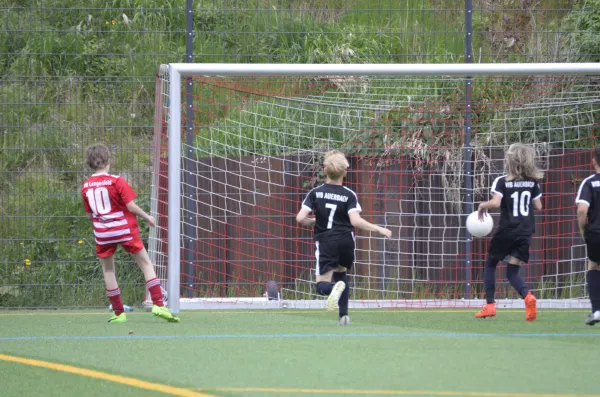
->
<box><xmin>150</xmin><ymin>68</ymin><xmax>600</xmax><ymax>309</ymax></box>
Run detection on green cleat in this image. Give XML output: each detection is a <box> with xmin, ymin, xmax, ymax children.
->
<box><xmin>151</xmin><ymin>305</ymin><xmax>180</xmax><ymax>323</ymax></box>
<box><xmin>108</xmin><ymin>313</ymin><xmax>127</xmax><ymax>323</ymax></box>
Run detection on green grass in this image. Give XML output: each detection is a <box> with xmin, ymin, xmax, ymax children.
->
<box><xmin>0</xmin><ymin>361</ymin><xmax>171</xmax><ymax>397</ymax></box>
<box><xmin>0</xmin><ymin>309</ymin><xmax>599</xmax><ymax>397</ymax></box>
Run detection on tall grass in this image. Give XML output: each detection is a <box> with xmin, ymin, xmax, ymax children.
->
<box><xmin>0</xmin><ymin>0</ymin><xmax>594</xmax><ymax>307</ymax></box>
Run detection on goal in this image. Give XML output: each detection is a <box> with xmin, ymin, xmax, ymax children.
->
<box><xmin>149</xmin><ymin>63</ymin><xmax>600</xmax><ymax>313</ymax></box>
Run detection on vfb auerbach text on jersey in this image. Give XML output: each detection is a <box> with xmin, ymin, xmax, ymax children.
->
<box><xmin>316</xmin><ymin>192</ymin><xmax>349</xmax><ymax>202</ymax></box>
<box><xmin>505</xmin><ymin>181</ymin><xmax>535</xmax><ymax>188</ymax></box>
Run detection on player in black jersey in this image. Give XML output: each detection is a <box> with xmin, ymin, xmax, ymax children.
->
<box><xmin>575</xmin><ymin>144</ymin><xmax>600</xmax><ymax>325</ymax></box>
<box><xmin>296</xmin><ymin>150</ymin><xmax>391</xmax><ymax>325</ymax></box>
<box><xmin>475</xmin><ymin>143</ymin><xmax>543</xmax><ymax>321</ymax></box>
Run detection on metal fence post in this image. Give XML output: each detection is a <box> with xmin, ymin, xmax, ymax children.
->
<box><xmin>183</xmin><ymin>0</ymin><xmax>197</xmax><ymax>298</ymax></box>
<box><xmin>464</xmin><ymin>0</ymin><xmax>474</xmax><ymax>299</ymax></box>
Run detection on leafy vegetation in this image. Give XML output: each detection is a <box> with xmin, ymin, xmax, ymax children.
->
<box><xmin>562</xmin><ymin>0</ymin><xmax>600</xmax><ymax>62</ymax></box>
<box><xmin>0</xmin><ymin>0</ymin><xmax>598</xmax><ymax>307</ymax></box>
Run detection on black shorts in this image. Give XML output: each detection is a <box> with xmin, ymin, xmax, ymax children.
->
<box><xmin>315</xmin><ymin>234</ymin><xmax>355</xmax><ymax>276</ymax></box>
<box><xmin>488</xmin><ymin>232</ymin><xmax>531</xmax><ymax>264</ymax></box>
<box><xmin>585</xmin><ymin>232</ymin><xmax>600</xmax><ymax>263</ymax></box>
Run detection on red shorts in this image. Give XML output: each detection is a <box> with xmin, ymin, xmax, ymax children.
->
<box><xmin>96</xmin><ymin>235</ymin><xmax>144</xmax><ymax>258</ymax></box>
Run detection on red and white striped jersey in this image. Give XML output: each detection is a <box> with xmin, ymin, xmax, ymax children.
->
<box><xmin>81</xmin><ymin>173</ymin><xmax>140</xmax><ymax>246</ymax></box>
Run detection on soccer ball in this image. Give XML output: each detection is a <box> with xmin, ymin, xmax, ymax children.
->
<box><xmin>108</xmin><ymin>304</ymin><xmax>133</xmax><ymax>312</ymax></box>
<box><xmin>466</xmin><ymin>211</ymin><xmax>494</xmax><ymax>238</ymax></box>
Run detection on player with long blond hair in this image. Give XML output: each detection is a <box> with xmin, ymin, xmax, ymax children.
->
<box><xmin>475</xmin><ymin>143</ymin><xmax>543</xmax><ymax>321</ymax></box>
<box><xmin>296</xmin><ymin>150</ymin><xmax>391</xmax><ymax>325</ymax></box>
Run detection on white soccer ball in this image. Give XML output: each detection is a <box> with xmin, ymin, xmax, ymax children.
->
<box><xmin>466</xmin><ymin>211</ymin><xmax>494</xmax><ymax>238</ymax></box>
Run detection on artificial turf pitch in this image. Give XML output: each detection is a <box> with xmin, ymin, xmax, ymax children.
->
<box><xmin>0</xmin><ymin>309</ymin><xmax>598</xmax><ymax>397</ymax></box>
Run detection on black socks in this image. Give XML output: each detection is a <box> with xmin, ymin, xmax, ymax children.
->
<box><xmin>316</xmin><ymin>281</ymin><xmax>334</xmax><ymax>296</ymax></box>
<box><xmin>587</xmin><ymin>270</ymin><xmax>600</xmax><ymax>312</ymax></box>
<box><xmin>506</xmin><ymin>264</ymin><xmax>529</xmax><ymax>298</ymax></box>
<box><xmin>484</xmin><ymin>256</ymin><xmax>499</xmax><ymax>304</ymax></box>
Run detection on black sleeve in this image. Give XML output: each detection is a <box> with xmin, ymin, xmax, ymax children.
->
<box><xmin>491</xmin><ymin>176</ymin><xmax>505</xmax><ymax>197</ymax></box>
<box><xmin>576</xmin><ymin>179</ymin><xmax>592</xmax><ymax>207</ymax></box>
<box><xmin>532</xmin><ymin>182</ymin><xmax>542</xmax><ymax>201</ymax></box>
<box><xmin>347</xmin><ymin>192</ymin><xmax>362</xmax><ymax>214</ymax></box>
<box><xmin>302</xmin><ymin>190</ymin><xmax>314</xmax><ymax>211</ymax></box>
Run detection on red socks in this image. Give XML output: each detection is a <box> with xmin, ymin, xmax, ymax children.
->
<box><xmin>146</xmin><ymin>278</ymin><xmax>164</xmax><ymax>307</ymax></box>
<box><xmin>106</xmin><ymin>288</ymin><xmax>124</xmax><ymax>316</ymax></box>
<box><xmin>108</xmin><ymin>279</ymin><xmax>164</xmax><ymax>314</ymax></box>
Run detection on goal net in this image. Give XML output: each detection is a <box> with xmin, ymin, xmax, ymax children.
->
<box><xmin>149</xmin><ymin>63</ymin><xmax>600</xmax><ymax>312</ymax></box>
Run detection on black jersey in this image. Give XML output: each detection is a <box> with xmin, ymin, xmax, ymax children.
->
<box><xmin>302</xmin><ymin>184</ymin><xmax>361</xmax><ymax>241</ymax></box>
<box><xmin>576</xmin><ymin>174</ymin><xmax>600</xmax><ymax>235</ymax></box>
<box><xmin>491</xmin><ymin>175</ymin><xmax>542</xmax><ymax>236</ymax></box>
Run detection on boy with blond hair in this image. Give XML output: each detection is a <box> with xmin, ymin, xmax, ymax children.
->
<box><xmin>81</xmin><ymin>144</ymin><xmax>179</xmax><ymax>323</ymax></box>
<box><xmin>296</xmin><ymin>150</ymin><xmax>391</xmax><ymax>325</ymax></box>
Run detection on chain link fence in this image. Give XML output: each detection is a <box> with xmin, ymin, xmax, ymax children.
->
<box><xmin>1</xmin><ymin>0</ymin><xmax>598</xmax><ymax>308</ymax></box>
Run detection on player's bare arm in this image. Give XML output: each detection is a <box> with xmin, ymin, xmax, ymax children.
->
<box><xmin>477</xmin><ymin>193</ymin><xmax>502</xmax><ymax>220</ymax></box>
<box><xmin>295</xmin><ymin>207</ymin><xmax>316</xmax><ymax>227</ymax></box>
<box><xmin>125</xmin><ymin>200</ymin><xmax>155</xmax><ymax>227</ymax></box>
<box><xmin>348</xmin><ymin>211</ymin><xmax>391</xmax><ymax>238</ymax></box>
<box><xmin>577</xmin><ymin>202</ymin><xmax>589</xmax><ymax>239</ymax></box>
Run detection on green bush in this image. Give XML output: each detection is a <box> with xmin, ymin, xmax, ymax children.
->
<box><xmin>0</xmin><ymin>0</ymin><xmax>595</xmax><ymax>307</ymax></box>
<box><xmin>563</xmin><ymin>0</ymin><xmax>600</xmax><ymax>62</ymax></box>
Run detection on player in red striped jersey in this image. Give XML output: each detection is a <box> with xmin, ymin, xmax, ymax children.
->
<box><xmin>81</xmin><ymin>144</ymin><xmax>179</xmax><ymax>323</ymax></box>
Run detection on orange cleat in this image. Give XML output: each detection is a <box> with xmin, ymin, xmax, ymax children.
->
<box><xmin>475</xmin><ymin>303</ymin><xmax>496</xmax><ymax>319</ymax></box>
<box><xmin>525</xmin><ymin>292</ymin><xmax>537</xmax><ymax>322</ymax></box>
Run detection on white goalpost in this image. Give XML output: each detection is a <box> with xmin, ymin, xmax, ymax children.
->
<box><xmin>149</xmin><ymin>63</ymin><xmax>600</xmax><ymax>313</ymax></box>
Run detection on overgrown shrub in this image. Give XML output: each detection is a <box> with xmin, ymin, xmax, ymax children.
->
<box><xmin>562</xmin><ymin>0</ymin><xmax>600</xmax><ymax>62</ymax></box>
